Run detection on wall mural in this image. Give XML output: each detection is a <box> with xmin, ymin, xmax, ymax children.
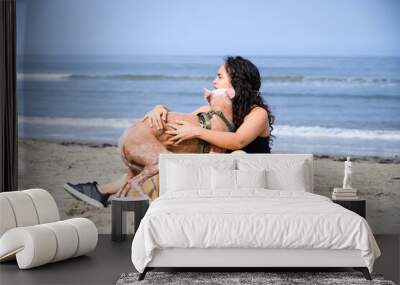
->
<box><xmin>16</xmin><ymin>0</ymin><xmax>400</xmax><ymax>234</ymax></box>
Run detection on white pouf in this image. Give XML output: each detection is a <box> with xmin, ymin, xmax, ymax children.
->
<box><xmin>0</xmin><ymin>189</ymin><xmax>98</xmax><ymax>269</ymax></box>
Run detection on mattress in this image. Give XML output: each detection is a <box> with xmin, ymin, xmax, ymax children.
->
<box><xmin>131</xmin><ymin>189</ymin><xmax>381</xmax><ymax>273</ymax></box>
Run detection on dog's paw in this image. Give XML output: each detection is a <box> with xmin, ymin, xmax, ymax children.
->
<box><xmin>127</xmin><ymin>179</ymin><xmax>149</xmax><ymax>199</ymax></box>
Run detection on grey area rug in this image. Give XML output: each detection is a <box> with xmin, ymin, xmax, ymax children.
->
<box><xmin>116</xmin><ymin>271</ymin><xmax>396</xmax><ymax>285</ymax></box>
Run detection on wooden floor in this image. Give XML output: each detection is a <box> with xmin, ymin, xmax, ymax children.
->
<box><xmin>0</xmin><ymin>235</ymin><xmax>398</xmax><ymax>285</ymax></box>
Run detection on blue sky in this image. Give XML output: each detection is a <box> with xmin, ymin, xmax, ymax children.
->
<box><xmin>17</xmin><ymin>0</ymin><xmax>400</xmax><ymax>56</ymax></box>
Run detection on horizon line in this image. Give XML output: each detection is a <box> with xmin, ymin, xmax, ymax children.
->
<box><xmin>16</xmin><ymin>53</ymin><xmax>400</xmax><ymax>58</ymax></box>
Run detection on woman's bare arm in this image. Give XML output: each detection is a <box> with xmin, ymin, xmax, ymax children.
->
<box><xmin>167</xmin><ymin>107</ymin><xmax>269</xmax><ymax>150</ymax></box>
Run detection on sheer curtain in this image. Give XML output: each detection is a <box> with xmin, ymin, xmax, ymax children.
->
<box><xmin>0</xmin><ymin>0</ymin><xmax>17</xmax><ymax>192</ymax></box>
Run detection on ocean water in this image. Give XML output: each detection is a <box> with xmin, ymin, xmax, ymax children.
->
<box><xmin>17</xmin><ymin>55</ymin><xmax>400</xmax><ymax>158</ymax></box>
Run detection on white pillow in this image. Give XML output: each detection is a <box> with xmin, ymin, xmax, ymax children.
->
<box><xmin>238</xmin><ymin>159</ymin><xmax>308</xmax><ymax>191</ymax></box>
<box><xmin>167</xmin><ymin>163</ymin><xmax>210</xmax><ymax>191</ymax></box>
<box><xmin>211</xmin><ymin>168</ymin><xmax>267</xmax><ymax>190</ymax></box>
<box><xmin>266</xmin><ymin>162</ymin><xmax>307</xmax><ymax>191</ymax></box>
<box><xmin>166</xmin><ymin>159</ymin><xmax>236</xmax><ymax>192</ymax></box>
<box><xmin>236</xmin><ymin>169</ymin><xmax>267</xmax><ymax>188</ymax></box>
<box><xmin>211</xmin><ymin>168</ymin><xmax>236</xmax><ymax>190</ymax></box>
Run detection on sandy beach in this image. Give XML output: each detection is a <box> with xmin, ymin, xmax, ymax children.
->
<box><xmin>18</xmin><ymin>139</ymin><xmax>400</xmax><ymax>234</ymax></box>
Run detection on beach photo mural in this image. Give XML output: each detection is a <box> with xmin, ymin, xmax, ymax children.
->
<box><xmin>17</xmin><ymin>0</ymin><xmax>400</xmax><ymax>233</ymax></box>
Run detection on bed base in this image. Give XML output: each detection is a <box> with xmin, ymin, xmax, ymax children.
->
<box><xmin>138</xmin><ymin>248</ymin><xmax>372</xmax><ymax>281</ymax></box>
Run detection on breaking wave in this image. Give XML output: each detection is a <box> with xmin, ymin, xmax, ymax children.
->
<box><xmin>17</xmin><ymin>73</ymin><xmax>400</xmax><ymax>86</ymax></box>
<box><xmin>18</xmin><ymin>116</ymin><xmax>400</xmax><ymax>141</ymax></box>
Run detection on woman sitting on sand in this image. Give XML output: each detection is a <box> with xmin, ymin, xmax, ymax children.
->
<box><xmin>64</xmin><ymin>56</ymin><xmax>275</xmax><ymax>207</ymax></box>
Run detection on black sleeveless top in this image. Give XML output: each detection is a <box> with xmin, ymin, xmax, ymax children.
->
<box><xmin>227</xmin><ymin>136</ymin><xmax>271</xmax><ymax>154</ymax></box>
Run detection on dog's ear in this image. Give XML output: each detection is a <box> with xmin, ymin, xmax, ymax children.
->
<box><xmin>203</xmin><ymin>88</ymin><xmax>212</xmax><ymax>104</ymax></box>
<box><xmin>226</xmin><ymin>88</ymin><xmax>236</xmax><ymax>99</ymax></box>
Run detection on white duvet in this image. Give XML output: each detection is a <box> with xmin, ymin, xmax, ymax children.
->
<box><xmin>131</xmin><ymin>190</ymin><xmax>380</xmax><ymax>273</ymax></box>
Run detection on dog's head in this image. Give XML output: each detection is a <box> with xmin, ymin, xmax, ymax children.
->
<box><xmin>203</xmin><ymin>88</ymin><xmax>235</xmax><ymax>107</ymax></box>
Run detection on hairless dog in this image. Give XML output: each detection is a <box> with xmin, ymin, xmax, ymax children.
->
<box><xmin>116</xmin><ymin>88</ymin><xmax>235</xmax><ymax>198</ymax></box>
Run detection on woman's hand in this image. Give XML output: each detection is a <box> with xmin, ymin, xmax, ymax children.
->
<box><xmin>141</xmin><ymin>105</ymin><xmax>168</xmax><ymax>130</ymax></box>
<box><xmin>165</xmin><ymin>120</ymin><xmax>202</xmax><ymax>145</ymax></box>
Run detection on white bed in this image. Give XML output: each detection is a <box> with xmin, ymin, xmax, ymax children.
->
<box><xmin>131</xmin><ymin>154</ymin><xmax>381</xmax><ymax>280</ymax></box>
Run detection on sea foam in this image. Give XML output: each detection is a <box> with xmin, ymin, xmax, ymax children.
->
<box><xmin>17</xmin><ymin>73</ymin><xmax>72</xmax><ymax>81</ymax></box>
<box><xmin>16</xmin><ymin>72</ymin><xmax>400</xmax><ymax>87</ymax></box>
<box><xmin>18</xmin><ymin>116</ymin><xmax>400</xmax><ymax>141</ymax></box>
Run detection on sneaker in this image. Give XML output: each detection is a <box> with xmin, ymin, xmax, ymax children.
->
<box><xmin>63</xmin><ymin>181</ymin><xmax>110</xmax><ymax>208</ymax></box>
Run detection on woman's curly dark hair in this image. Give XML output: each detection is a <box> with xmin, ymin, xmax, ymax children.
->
<box><xmin>224</xmin><ymin>56</ymin><xmax>275</xmax><ymax>146</ymax></box>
